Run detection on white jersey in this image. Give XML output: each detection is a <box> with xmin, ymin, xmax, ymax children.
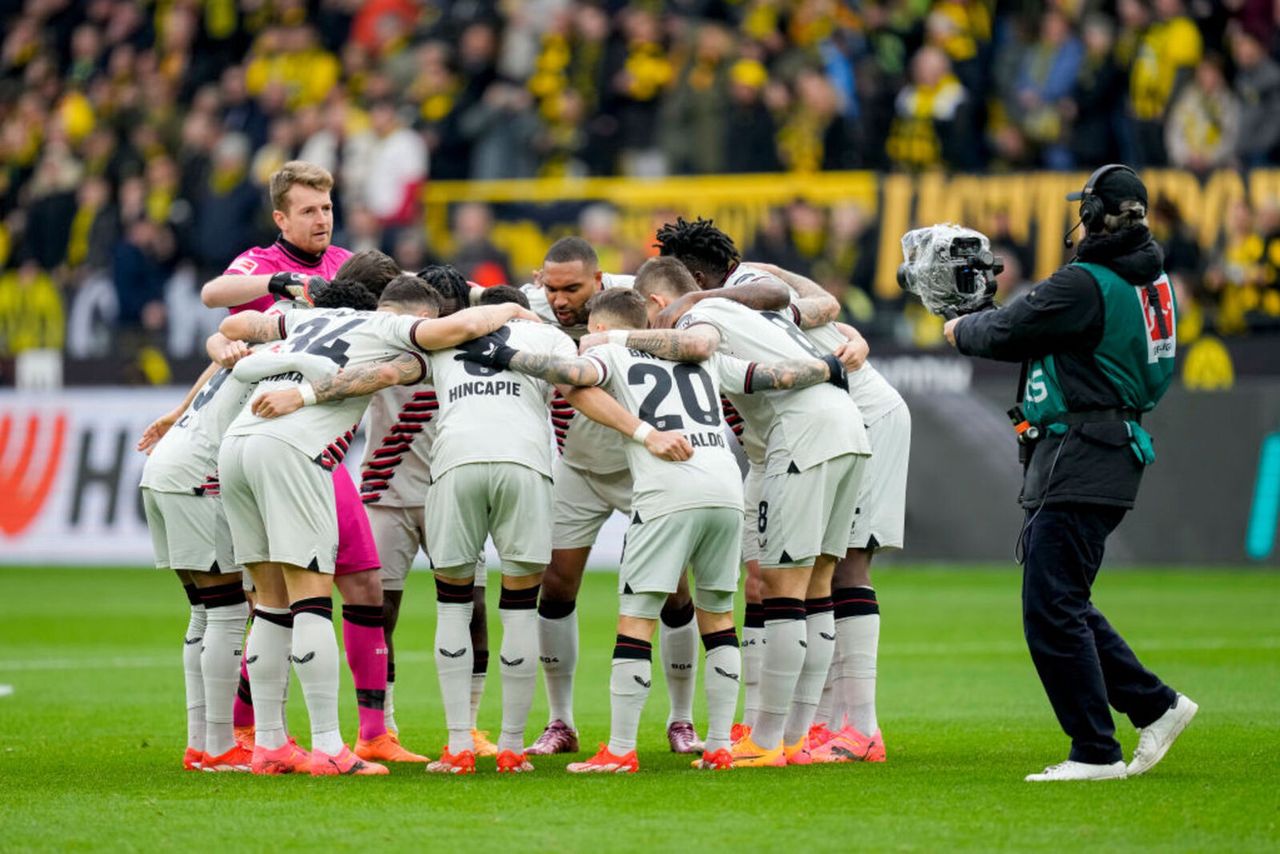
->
<box><xmin>226</xmin><ymin>308</ymin><xmax>424</xmax><ymax>468</ymax></box>
<box><xmin>140</xmin><ymin>368</ymin><xmax>254</xmax><ymax>495</ymax></box>
<box><xmin>678</xmin><ymin>299</ymin><xmax>869</xmax><ymax>474</ymax></box>
<box><xmin>584</xmin><ymin>344</ymin><xmax>746</xmax><ymax>520</ymax></box>
<box><xmin>427</xmin><ymin>319</ymin><xmax>576</xmax><ymax>479</ymax></box>
<box><xmin>359</xmin><ymin>383</ymin><xmax>437</xmax><ymax>507</ymax></box>
<box><xmin>722</xmin><ymin>263</ymin><xmax>905</xmax><ymax>427</ymax></box>
<box><xmin>522</xmin><ymin>272</ymin><xmax>635</xmax><ymax>474</ymax></box>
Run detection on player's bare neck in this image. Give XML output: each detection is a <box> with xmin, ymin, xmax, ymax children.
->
<box><xmin>276</xmin><ymin>234</ymin><xmax>325</xmax><ymax>267</ymax></box>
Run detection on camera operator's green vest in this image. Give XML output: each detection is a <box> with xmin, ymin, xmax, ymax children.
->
<box><xmin>1021</xmin><ymin>262</ymin><xmax>1177</xmax><ymax>465</ymax></box>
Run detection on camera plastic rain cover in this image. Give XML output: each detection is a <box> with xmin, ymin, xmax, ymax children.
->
<box><xmin>899</xmin><ymin>224</ymin><xmax>996</xmax><ymax>317</ymax></box>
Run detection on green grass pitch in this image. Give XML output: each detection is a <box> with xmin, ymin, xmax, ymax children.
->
<box><xmin>0</xmin><ymin>566</ymin><xmax>1276</xmax><ymax>852</ymax></box>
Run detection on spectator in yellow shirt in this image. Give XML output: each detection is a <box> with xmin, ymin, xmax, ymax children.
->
<box><xmin>1128</xmin><ymin>0</ymin><xmax>1202</xmax><ymax>165</ymax></box>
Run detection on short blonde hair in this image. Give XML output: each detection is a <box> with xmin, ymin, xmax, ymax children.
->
<box><xmin>269</xmin><ymin>161</ymin><xmax>334</xmax><ymax>213</ymax></box>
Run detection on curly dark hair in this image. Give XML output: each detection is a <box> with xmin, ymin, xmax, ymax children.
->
<box><xmin>310</xmin><ymin>276</ymin><xmax>377</xmax><ymax>311</ymax></box>
<box><xmin>653</xmin><ymin>216</ymin><xmax>741</xmax><ymax>286</ymax></box>
<box><xmin>415</xmin><ymin>264</ymin><xmax>471</xmax><ymax>316</ymax></box>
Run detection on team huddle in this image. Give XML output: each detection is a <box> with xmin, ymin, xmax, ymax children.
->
<box><xmin>137</xmin><ymin>162</ymin><xmax>910</xmax><ymax>776</ymax></box>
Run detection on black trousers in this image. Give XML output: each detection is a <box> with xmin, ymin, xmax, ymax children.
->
<box><xmin>1021</xmin><ymin>503</ymin><xmax>1177</xmax><ymax>764</ymax></box>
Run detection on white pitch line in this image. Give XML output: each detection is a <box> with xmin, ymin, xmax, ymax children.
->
<box><xmin>0</xmin><ymin>637</ymin><xmax>1276</xmax><ymax>673</ymax></box>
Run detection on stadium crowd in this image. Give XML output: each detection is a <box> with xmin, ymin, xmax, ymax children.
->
<box><xmin>2</xmin><ymin>0</ymin><xmax>1280</xmax><ymax>379</ymax></box>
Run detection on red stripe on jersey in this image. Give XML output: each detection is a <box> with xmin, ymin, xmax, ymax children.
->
<box><xmin>373</xmin><ymin>444</ymin><xmax>411</xmax><ymax>457</ymax></box>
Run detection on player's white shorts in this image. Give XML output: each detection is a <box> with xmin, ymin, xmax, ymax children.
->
<box><xmin>619</xmin><ymin>506</ymin><xmax>742</xmax><ymax>619</ymax></box>
<box><xmin>741</xmin><ymin>462</ymin><xmax>765</xmax><ymax>564</ymax></box>
<box><xmin>849</xmin><ymin>403</ymin><xmax>910</xmax><ymax>551</ymax></box>
<box><xmin>758</xmin><ymin>453</ymin><xmax>866</xmax><ymax>569</ymax></box>
<box><xmin>366</xmin><ymin>502</ymin><xmax>487</xmax><ymax>590</ymax></box>
<box><xmin>551</xmin><ymin>458</ymin><xmax>632</xmax><ymax>550</ymax></box>
<box><xmin>426</xmin><ymin>461</ymin><xmax>552</xmax><ymax>576</ymax></box>
<box><xmin>141</xmin><ymin>488</ymin><xmax>238</xmax><ymax>573</ymax></box>
<box><xmin>219</xmin><ymin>435</ymin><xmax>338</xmax><ymax>574</ymax></box>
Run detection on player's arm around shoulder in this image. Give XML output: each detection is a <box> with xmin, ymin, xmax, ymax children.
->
<box><xmin>746</xmin><ymin>262</ymin><xmax>841</xmax><ymax>328</ymax></box>
<box><xmin>408</xmin><ymin>302</ymin><xmax>541</xmax><ymax>351</ymax></box>
<box><xmin>713</xmin><ymin>352</ymin><xmax>843</xmax><ymax>394</ymax></box>
<box><xmin>579</xmin><ymin>322</ymin><xmax>721</xmax><ymax>362</ymax></box>
<box><xmin>219</xmin><ymin>310</ymin><xmax>286</xmax><ymax>343</ymax></box>
<box><xmin>248</xmin><ymin>353</ymin><xmax>426</xmax><ymax>419</ymax></box>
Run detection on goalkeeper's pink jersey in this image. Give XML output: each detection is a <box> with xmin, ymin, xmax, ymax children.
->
<box><xmin>224</xmin><ymin>236</ymin><xmax>374</xmax><ymax>575</ymax></box>
<box><xmin>223</xmin><ymin>236</ymin><xmax>353</xmax><ymax>314</ymax></box>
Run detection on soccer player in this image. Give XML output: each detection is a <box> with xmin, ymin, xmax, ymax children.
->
<box><xmin>217</xmin><ymin>279</ymin><xmax>536</xmax><ymax>775</ymax></box>
<box><xmin>198</xmin><ymin>162</ymin><xmax>411</xmax><ymax>762</ymax></box>
<box><xmin>581</xmin><ymin>257</ymin><xmax>870</xmax><ymax>768</ymax></box>
<box><xmin>521</xmin><ymin>237</ymin><xmax>791</xmax><ymax>756</ymax></box>
<box><xmin>462</xmin><ymin>283</ymin><xmax>849</xmax><ymax>772</ymax></box>
<box><xmin>650</xmin><ymin>218</ymin><xmax>908</xmax><ymax>763</ymax></box>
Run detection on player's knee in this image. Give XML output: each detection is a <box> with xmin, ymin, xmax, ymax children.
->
<box><xmin>659</xmin><ymin>596</ymin><xmax>695</xmax><ymax>627</ymax></box>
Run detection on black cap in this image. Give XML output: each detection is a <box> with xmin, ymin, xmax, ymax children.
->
<box><xmin>1067</xmin><ymin>166</ymin><xmax>1148</xmax><ymax>214</ymax></box>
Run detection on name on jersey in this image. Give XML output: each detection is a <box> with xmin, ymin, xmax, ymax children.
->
<box><xmin>449</xmin><ymin>379</ymin><xmax>522</xmax><ymax>403</ymax></box>
<box><xmin>687</xmin><ymin>430</ymin><xmax>725</xmax><ymax>449</ymax></box>
<box><xmin>261</xmin><ymin>371</ymin><xmax>304</xmax><ymax>384</ymax></box>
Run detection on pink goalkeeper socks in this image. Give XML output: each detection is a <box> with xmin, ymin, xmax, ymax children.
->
<box><xmin>342</xmin><ymin>604</ymin><xmax>389</xmax><ymax>741</ymax></box>
<box><xmin>233</xmin><ymin>655</ymin><xmax>254</xmax><ymax>728</ymax></box>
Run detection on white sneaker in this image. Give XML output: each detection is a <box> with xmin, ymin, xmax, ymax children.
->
<box><xmin>1025</xmin><ymin>760</ymin><xmax>1127</xmax><ymax>782</ymax></box>
<box><xmin>1128</xmin><ymin>693</ymin><xmax>1198</xmax><ymax>777</ymax></box>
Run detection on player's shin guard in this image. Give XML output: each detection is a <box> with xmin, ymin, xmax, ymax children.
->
<box><xmin>659</xmin><ymin>600</ymin><xmax>698</xmax><ymax>726</ymax></box>
<box><xmin>200</xmin><ymin>582</ymin><xmax>249</xmax><ymax>758</ymax></box>
<box><xmin>537</xmin><ymin>597</ymin><xmax>578</xmax><ymax>728</ymax></box>
<box><xmin>246</xmin><ymin>607</ymin><xmax>292</xmax><ymax>750</ymax></box>
<box><xmin>741</xmin><ymin>602</ymin><xmax>765</xmax><ymax>730</ymax></box>
<box><xmin>497</xmin><ymin>585</ymin><xmax>539</xmax><ymax>753</ymax></box>
<box><xmin>834</xmin><ymin>587</ymin><xmax>880</xmax><ymax>735</ymax></box>
<box><xmin>784</xmin><ymin>598</ymin><xmax>836</xmax><ymax>745</ymax></box>
<box><xmin>290</xmin><ymin>597</ymin><xmax>342</xmax><ymax>756</ymax></box>
<box><xmin>435</xmin><ymin>579</ymin><xmax>475</xmax><ymax>754</ymax></box>
<box><xmin>608</xmin><ymin>635</ymin><xmax>653</xmax><ymax>756</ymax></box>
<box><xmin>702</xmin><ymin>629</ymin><xmax>741</xmax><ymax>753</ymax></box>
<box><xmin>341</xmin><ymin>603</ymin><xmax>388</xmax><ymax>741</ymax></box>
<box><xmin>755</xmin><ymin>598</ymin><xmax>807</xmax><ymax>750</ymax></box>
<box><xmin>182</xmin><ymin>585</ymin><xmax>207</xmax><ymax>753</ymax></box>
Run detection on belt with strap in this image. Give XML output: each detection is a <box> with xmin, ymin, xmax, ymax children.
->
<box><xmin>1057</xmin><ymin>408</ymin><xmax>1142</xmax><ymax>426</ymax></box>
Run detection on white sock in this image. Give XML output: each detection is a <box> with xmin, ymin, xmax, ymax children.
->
<box><xmin>183</xmin><ymin>603</ymin><xmax>207</xmax><ymax>752</ymax></box>
<box><xmin>837</xmin><ymin>612</ymin><xmax>880</xmax><ymax>735</ymax></box>
<box><xmin>815</xmin><ymin>643</ymin><xmax>838</xmax><ymax>728</ymax></box>
<box><xmin>246</xmin><ymin>607</ymin><xmax>291</xmax><ymax>751</ymax></box>
<box><xmin>784</xmin><ymin>606</ymin><xmax>836</xmax><ymax>745</ymax></box>
<box><xmin>435</xmin><ymin>593</ymin><xmax>475</xmax><ymax>755</ymax></box>
<box><xmin>660</xmin><ymin>609</ymin><xmax>698</xmax><ymax>726</ymax></box>
<box><xmin>290</xmin><ymin>601</ymin><xmax>342</xmax><ymax>756</ymax></box>
<box><xmin>385</xmin><ymin>678</ymin><xmax>398</xmax><ymax>735</ymax></box>
<box><xmin>755</xmin><ymin>600</ymin><xmax>807</xmax><ymax>750</ymax></box>
<box><xmin>202</xmin><ymin>594</ymin><xmax>249</xmax><ymax>757</ymax></box>
<box><xmin>703</xmin><ymin>635</ymin><xmax>741</xmax><ymax>753</ymax></box>
<box><xmin>825</xmin><ymin>641</ymin><xmax>846</xmax><ymax>728</ymax></box>
<box><xmin>741</xmin><ymin>623</ymin><xmax>764</xmax><ymax>729</ymax></box>
<box><xmin>497</xmin><ymin>595</ymin><xmax>539</xmax><ymax>753</ymax></box>
<box><xmin>470</xmin><ymin>672</ymin><xmax>486</xmax><ymax>729</ymax></box>
<box><xmin>607</xmin><ymin>642</ymin><xmax>652</xmax><ymax>755</ymax></box>
<box><xmin>537</xmin><ymin>605</ymin><xmax>578</xmax><ymax>729</ymax></box>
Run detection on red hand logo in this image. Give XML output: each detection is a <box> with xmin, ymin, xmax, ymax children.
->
<box><xmin>0</xmin><ymin>413</ymin><xmax>67</xmax><ymax>537</ymax></box>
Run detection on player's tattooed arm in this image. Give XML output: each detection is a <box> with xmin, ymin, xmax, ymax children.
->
<box><xmin>219</xmin><ymin>310</ymin><xmax>284</xmax><ymax>344</ymax></box>
<box><xmin>745</xmin><ymin>262</ymin><xmax>840</xmax><ymax>328</ymax></box>
<box><xmin>580</xmin><ymin>325</ymin><xmax>721</xmax><ymax>362</ymax></box>
<box><xmin>250</xmin><ymin>354</ymin><xmax>423</xmax><ymax>418</ymax></box>
<box><xmin>507</xmin><ymin>351</ymin><xmax>603</xmax><ymax>386</ymax></box>
<box><xmin>652</xmin><ymin>280</ymin><xmax>790</xmax><ymax>328</ymax></box>
<box><xmin>746</xmin><ymin>358</ymin><xmax>833</xmax><ymax>392</ymax></box>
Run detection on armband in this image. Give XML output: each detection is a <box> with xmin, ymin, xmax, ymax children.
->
<box><xmin>298</xmin><ymin>382</ymin><xmax>318</xmax><ymax>406</ymax></box>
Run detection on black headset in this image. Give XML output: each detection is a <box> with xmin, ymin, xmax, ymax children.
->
<box><xmin>1064</xmin><ymin>163</ymin><xmax>1139</xmax><ymax>248</ymax></box>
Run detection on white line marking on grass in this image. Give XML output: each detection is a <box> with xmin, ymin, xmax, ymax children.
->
<box><xmin>0</xmin><ymin>637</ymin><xmax>1275</xmax><ymax>672</ymax></box>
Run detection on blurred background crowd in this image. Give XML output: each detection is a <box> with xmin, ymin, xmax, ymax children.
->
<box><xmin>1</xmin><ymin>0</ymin><xmax>1279</xmax><ymax>384</ymax></box>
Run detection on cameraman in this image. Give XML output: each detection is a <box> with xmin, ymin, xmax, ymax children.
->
<box><xmin>943</xmin><ymin>165</ymin><xmax>1197</xmax><ymax>782</ymax></box>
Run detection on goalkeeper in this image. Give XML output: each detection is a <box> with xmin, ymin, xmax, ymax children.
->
<box><xmin>941</xmin><ymin>165</ymin><xmax>1197</xmax><ymax>782</ymax></box>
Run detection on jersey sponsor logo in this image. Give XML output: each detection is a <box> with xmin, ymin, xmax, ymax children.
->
<box><xmin>0</xmin><ymin>412</ymin><xmax>68</xmax><ymax>537</ymax></box>
<box><xmin>227</xmin><ymin>255</ymin><xmax>259</xmax><ymax>275</ymax></box>
<box><xmin>448</xmin><ymin>379</ymin><xmax>522</xmax><ymax>403</ymax></box>
<box><xmin>1140</xmin><ymin>274</ymin><xmax>1176</xmax><ymax>364</ymax></box>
